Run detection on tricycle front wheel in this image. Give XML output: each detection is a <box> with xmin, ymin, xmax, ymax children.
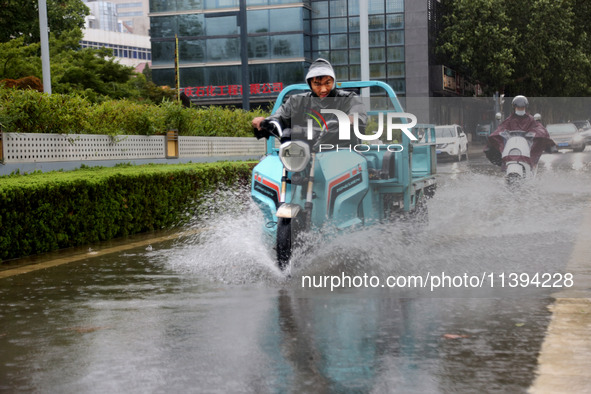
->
<box><xmin>276</xmin><ymin>218</ymin><xmax>292</xmax><ymax>270</ymax></box>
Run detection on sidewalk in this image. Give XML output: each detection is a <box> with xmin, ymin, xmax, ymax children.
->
<box><xmin>529</xmin><ymin>202</ymin><xmax>591</xmax><ymax>393</ymax></box>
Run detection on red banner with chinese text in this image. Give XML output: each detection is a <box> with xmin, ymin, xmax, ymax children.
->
<box><xmin>181</xmin><ymin>83</ymin><xmax>283</xmax><ymax>98</ymax></box>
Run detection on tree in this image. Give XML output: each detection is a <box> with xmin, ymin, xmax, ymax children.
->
<box><xmin>0</xmin><ymin>30</ymin><xmax>133</xmax><ymax>100</ymax></box>
<box><xmin>508</xmin><ymin>0</ymin><xmax>591</xmax><ymax>95</ymax></box>
<box><xmin>0</xmin><ymin>1</ymin><xmax>175</xmax><ymax>102</ymax></box>
<box><xmin>0</xmin><ymin>29</ymin><xmax>176</xmax><ymax>102</ymax></box>
<box><xmin>437</xmin><ymin>0</ymin><xmax>516</xmax><ymax>92</ymax></box>
<box><xmin>0</xmin><ymin>37</ymin><xmax>41</xmax><ymax>79</ymax></box>
<box><xmin>0</xmin><ymin>0</ymin><xmax>88</xmax><ymax>44</ymax></box>
<box><xmin>437</xmin><ymin>0</ymin><xmax>591</xmax><ymax>96</ymax></box>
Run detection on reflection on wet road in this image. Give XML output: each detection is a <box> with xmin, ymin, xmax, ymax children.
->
<box><xmin>1</xmin><ymin>148</ymin><xmax>590</xmax><ymax>393</ymax></box>
<box><xmin>0</xmin><ymin>262</ymin><xmax>555</xmax><ymax>393</ymax></box>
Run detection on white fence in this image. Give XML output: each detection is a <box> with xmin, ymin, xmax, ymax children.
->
<box><xmin>0</xmin><ymin>132</ymin><xmax>267</xmax><ymax>164</ymax></box>
<box><xmin>178</xmin><ymin>136</ymin><xmax>266</xmax><ymax>157</ymax></box>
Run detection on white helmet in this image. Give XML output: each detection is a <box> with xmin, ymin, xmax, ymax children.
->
<box><xmin>533</xmin><ymin>113</ymin><xmax>541</xmax><ymax>121</ymax></box>
<box><xmin>512</xmin><ymin>95</ymin><xmax>529</xmax><ymax>108</ymax></box>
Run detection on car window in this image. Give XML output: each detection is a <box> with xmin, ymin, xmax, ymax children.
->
<box><xmin>573</xmin><ymin>121</ymin><xmax>590</xmax><ymax>129</ymax></box>
<box><xmin>547</xmin><ymin>124</ymin><xmax>577</xmax><ymax>135</ymax></box>
<box><xmin>435</xmin><ymin>127</ymin><xmax>456</xmax><ymax>138</ymax></box>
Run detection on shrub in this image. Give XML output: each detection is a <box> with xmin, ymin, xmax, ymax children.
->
<box><xmin>0</xmin><ymin>88</ymin><xmax>92</xmax><ymax>134</ymax></box>
<box><xmin>0</xmin><ymin>86</ymin><xmax>270</xmax><ymax>137</ymax></box>
<box><xmin>0</xmin><ymin>162</ymin><xmax>255</xmax><ymax>262</ymax></box>
<box><xmin>88</xmin><ymin>99</ymin><xmax>164</xmax><ymax>136</ymax></box>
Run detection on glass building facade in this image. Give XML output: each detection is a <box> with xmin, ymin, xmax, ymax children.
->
<box><xmin>309</xmin><ymin>0</ymin><xmax>405</xmax><ymax>94</ymax></box>
<box><xmin>149</xmin><ymin>0</ymin><xmax>409</xmax><ymax>103</ymax></box>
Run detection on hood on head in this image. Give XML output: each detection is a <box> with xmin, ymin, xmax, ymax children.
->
<box><xmin>306</xmin><ymin>58</ymin><xmax>336</xmax><ymax>87</ymax></box>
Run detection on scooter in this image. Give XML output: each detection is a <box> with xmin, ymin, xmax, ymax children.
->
<box><xmin>251</xmin><ymin>81</ymin><xmax>437</xmax><ymax>270</ymax></box>
<box><xmin>486</xmin><ymin>124</ymin><xmax>555</xmax><ymax>186</ymax></box>
<box><xmin>500</xmin><ymin>130</ymin><xmax>537</xmax><ymax>185</ymax></box>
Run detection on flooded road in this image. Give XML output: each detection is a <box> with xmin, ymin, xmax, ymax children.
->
<box><xmin>1</xmin><ymin>148</ymin><xmax>590</xmax><ymax>393</ymax></box>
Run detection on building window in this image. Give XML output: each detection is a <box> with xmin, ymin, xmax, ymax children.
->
<box><xmin>387</xmin><ymin>0</ymin><xmax>404</xmax><ymax>13</ymax></box>
<box><xmin>178</xmin><ymin>14</ymin><xmax>205</xmax><ymax>36</ymax></box>
<box><xmin>331</xmin><ymin>50</ymin><xmax>348</xmax><ymax>65</ymax></box>
<box><xmin>180</xmin><ymin>40</ymin><xmax>206</xmax><ymax>62</ymax></box>
<box><xmin>313</xmin><ymin>34</ymin><xmax>329</xmax><ymax>51</ymax></box>
<box><xmin>370</xmin><ymin>63</ymin><xmax>386</xmax><ymax>78</ymax></box>
<box><xmin>206</xmin><ymin>15</ymin><xmax>238</xmax><ymax>36</ymax></box>
<box><xmin>204</xmin><ymin>0</ymin><xmax>238</xmax><ymax>9</ymax></box>
<box><xmin>334</xmin><ymin>65</ymin><xmax>349</xmax><ymax>81</ymax></box>
<box><xmin>329</xmin><ymin>0</ymin><xmax>347</xmax><ymax>17</ymax></box>
<box><xmin>348</xmin><ymin>16</ymin><xmax>359</xmax><ymax>32</ymax></box>
<box><xmin>312</xmin><ymin>1</ymin><xmax>329</xmax><ymax>18</ymax></box>
<box><xmin>207</xmin><ymin>38</ymin><xmax>240</xmax><ymax>61</ymax></box>
<box><xmin>368</xmin><ymin>0</ymin><xmax>384</xmax><ymax>14</ymax></box>
<box><xmin>387</xmin><ymin>46</ymin><xmax>404</xmax><ymax>62</ymax></box>
<box><xmin>387</xmin><ymin>30</ymin><xmax>403</xmax><ymax>45</ymax></box>
<box><xmin>387</xmin><ymin>62</ymin><xmax>404</xmax><ymax>78</ymax></box>
<box><xmin>368</xmin><ymin>15</ymin><xmax>384</xmax><ymax>30</ymax></box>
<box><xmin>369</xmin><ymin>47</ymin><xmax>385</xmax><ymax>62</ymax></box>
<box><xmin>152</xmin><ymin>41</ymin><xmax>174</xmax><ymax>65</ymax></box>
<box><xmin>388</xmin><ymin>78</ymin><xmax>405</xmax><ymax>93</ymax></box>
<box><xmin>248</xmin><ymin>36</ymin><xmax>270</xmax><ymax>58</ymax></box>
<box><xmin>330</xmin><ymin>34</ymin><xmax>347</xmax><ymax>49</ymax></box>
<box><xmin>150</xmin><ymin>16</ymin><xmax>175</xmax><ymax>39</ymax></box>
<box><xmin>249</xmin><ymin>10</ymin><xmax>270</xmax><ymax>33</ymax></box>
<box><xmin>348</xmin><ymin>0</ymin><xmax>359</xmax><ymax>16</ymax></box>
<box><xmin>348</xmin><ymin>32</ymin><xmax>360</xmax><ymax>48</ymax></box>
<box><xmin>118</xmin><ymin>11</ymin><xmax>143</xmax><ymax>17</ymax></box>
<box><xmin>369</xmin><ymin>31</ymin><xmax>384</xmax><ymax>46</ymax></box>
<box><xmin>270</xmin><ymin>8</ymin><xmax>303</xmax><ymax>32</ymax></box>
<box><xmin>312</xmin><ymin>19</ymin><xmax>328</xmax><ymax>34</ymax></box>
<box><xmin>272</xmin><ymin>34</ymin><xmax>301</xmax><ymax>57</ymax></box>
<box><xmin>387</xmin><ymin>14</ymin><xmax>404</xmax><ymax>29</ymax></box>
<box><xmin>330</xmin><ymin>18</ymin><xmax>347</xmax><ymax>34</ymax></box>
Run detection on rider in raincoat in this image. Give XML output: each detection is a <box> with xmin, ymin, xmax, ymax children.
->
<box><xmin>484</xmin><ymin>95</ymin><xmax>555</xmax><ymax>167</ymax></box>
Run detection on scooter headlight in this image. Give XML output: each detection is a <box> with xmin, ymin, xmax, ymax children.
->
<box><xmin>279</xmin><ymin>141</ymin><xmax>310</xmax><ymax>172</ymax></box>
<box><xmin>508</xmin><ymin>148</ymin><xmax>522</xmax><ymax>156</ymax></box>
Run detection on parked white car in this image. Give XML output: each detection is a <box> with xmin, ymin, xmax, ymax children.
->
<box><xmin>435</xmin><ymin>124</ymin><xmax>469</xmax><ymax>161</ymax></box>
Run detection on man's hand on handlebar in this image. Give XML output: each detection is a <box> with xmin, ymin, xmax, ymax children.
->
<box><xmin>252</xmin><ymin>118</ymin><xmax>281</xmax><ymax>140</ymax></box>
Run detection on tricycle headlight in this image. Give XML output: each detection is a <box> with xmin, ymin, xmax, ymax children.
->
<box><xmin>279</xmin><ymin>141</ymin><xmax>310</xmax><ymax>172</ymax></box>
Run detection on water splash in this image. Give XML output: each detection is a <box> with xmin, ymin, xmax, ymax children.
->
<box><xmin>160</xmin><ymin>184</ymin><xmax>285</xmax><ymax>284</ymax></box>
<box><xmin>160</xmin><ymin>168</ymin><xmax>589</xmax><ymax>289</ymax></box>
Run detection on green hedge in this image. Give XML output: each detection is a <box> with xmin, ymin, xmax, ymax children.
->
<box><xmin>0</xmin><ymin>87</ymin><xmax>269</xmax><ymax>137</ymax></box>
<box><xmin>0</xmin><ymin>162</ymin><xmax>254</xmax><ymax>262</ymax></box>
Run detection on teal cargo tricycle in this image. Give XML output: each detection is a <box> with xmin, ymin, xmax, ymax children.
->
<box><xmin>251</xmin><ymin>81</ymin><xmax>437</xmax><ymax>270</ymax></box>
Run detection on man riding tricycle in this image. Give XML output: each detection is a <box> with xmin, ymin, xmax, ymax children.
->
<box><xmin>251</xmin><ymin>59</ymin><xmax>437</xmax><ymax>270</ymax></box>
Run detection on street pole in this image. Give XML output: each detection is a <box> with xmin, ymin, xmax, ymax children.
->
<box><xmin>38</xmin><ymin>0</ymin><xmax>52</xmax><ymax>94</ymax></box>
<box><xmin>239</xmin><ymin>0</ymin><xmax>250</xmax><ymax>110</ymax></box>
<box><xmin>359</xmin><ymin>0</ymin><xmax>369</xmax><ymax>97</ymax></box>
